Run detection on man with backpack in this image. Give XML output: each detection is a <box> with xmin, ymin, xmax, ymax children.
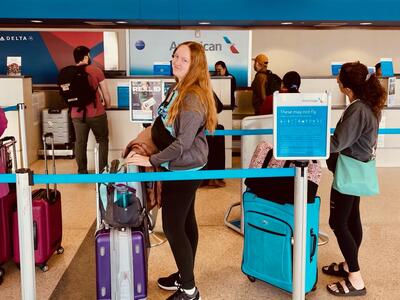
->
<box><xmin>251</xmin><ymin>53</ymin><xmax>281</xmax><ymax>115</ymax></box>
<box><xmin>59</xmin><ymin>46</ymin><xmax>111</xmax><ymax>174</ymax></box>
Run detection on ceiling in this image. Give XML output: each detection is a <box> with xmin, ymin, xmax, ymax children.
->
<box><xmin>2</xmin><ymin>19</ymin><xmax>400</xmax><ymax>29</ymax></box>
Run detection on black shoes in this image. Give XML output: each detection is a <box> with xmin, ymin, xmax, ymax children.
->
<box><xmin>166</xmin><ymin>287</ymin><xmax>201</xmax><ymax>300</ymax></box>
<box><xmin>158</xmin><ymin>272</ymin><xmax>181</xmax><ymax>291</ymax></box>
<box><xmin>158</xmin><ymin>272</ymin><xmax>201</xmax><ymax>300</ymax></box>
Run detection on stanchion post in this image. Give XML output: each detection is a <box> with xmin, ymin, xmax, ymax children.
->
<box><xmin>17</xmin><ymin>103</ymin><xmax>28</xmax><ymax>168</ymax></box>
<box><xmin>16</xmin><ymin>168</ymin><xmax>36</xmax><ymax>300</ymax></box>
<box><xmin>293</xmin><ymin>161</ymin><xmax>308</xmax><ymax>300</ymax></box>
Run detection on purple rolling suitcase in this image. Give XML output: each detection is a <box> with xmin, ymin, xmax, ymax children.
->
<box><xmin>94</xmin><ymin>154</ymin><xmax>148</xmax><ymax>300</ymax></box>
<box><xmin>95</xmin><ymin>228</ymin><xmax>147</xmax><ymax>300</ymax></box>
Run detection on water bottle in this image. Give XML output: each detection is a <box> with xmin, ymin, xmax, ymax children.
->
<box><xmin>115</xmin><ymin>185</ymin><xmax>133</xmax><ymax>208</ymax></box>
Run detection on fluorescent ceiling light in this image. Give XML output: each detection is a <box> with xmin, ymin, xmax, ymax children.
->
<box><xmin>115</xmin><ymin>21</ymin><xmax>128</xmax><ymax>24</ymax></box>
<box><xmin>198</xmin><ymin>22</ymin><xmax>211</xmax><ymax>25</ymax></box>
<box><xmin>281</xmin><ymin>22</ymin><xmax>293</xmax><ymax>25</ymax></box>
<box><xmin>31</xmin><ymin>20</ymin><xmax>43</xmax><ymax>23</ymax></box>
<box><xmin>360</xmin><ymin>22</ymin><xmax>372</xmax><ymax>25</ymax></box>
<box><xmin>84</xmin><ymin>21</ymin><xmax>116</xmax><ymax>26</ymax></box>
<box><xmin>315</xmin><ymin>22</ymin><xmax>348</xmax><ymax>27</ymax></box>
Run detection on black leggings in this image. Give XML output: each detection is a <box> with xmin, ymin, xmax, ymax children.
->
<box><xmin>329</xmin><ymin>187</ymin><xmax>363</xmax><ymax>272</ymax></box>
<box><xmin>162</xmin><ymin>179</ymin><xmax>202</xmax><ymax>289</ymax></box>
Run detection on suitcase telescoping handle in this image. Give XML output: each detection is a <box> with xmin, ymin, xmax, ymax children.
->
<box><xmin>48</xmin><ymin>108</ymin><xmax>62</xmax><ymax>114</ymax></box>
<box><xmin>42</xmin><ymin>132</ymin><xmax>57</xmax><ymax>201</ymax></box>
<box><xmin>0</xmin><ymin>136</ymin><xmax>18</xmax><ymax>172</ymax></box>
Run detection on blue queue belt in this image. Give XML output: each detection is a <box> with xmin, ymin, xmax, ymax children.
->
<box><xmin>0</xmin><ymin>168</ymin><xmax>295</xmax><ymax>184</ymax></box>
<box><xmin>34</xmin><ymin>168</ymin><xmax>294</xmax><ymax>185</ymax></box>
<box><xmin>0</xmin><ymin>127</ymin><xmax>398</xmax><ymax>185</ymax></box>
<box><xmin>2</xmin><ymin>105</ymin><xmax>18</xmax><ymax>112</ymax></box>
<box><xmin>209</xmin><ymin>128</ymin><xmax>400</xmax><ymax>136</ymax></box>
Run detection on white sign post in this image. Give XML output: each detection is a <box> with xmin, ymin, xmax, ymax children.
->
<box><xmin>273</xmin><ymin>92</ymin><xmax>330</xmax><ymax>300</ymax></box>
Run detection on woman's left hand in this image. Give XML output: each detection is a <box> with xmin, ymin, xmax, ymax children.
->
<box><xmin>125</xmin><ymin>153</ymin><xmax>152</xmax><ymax>167</ymax></box>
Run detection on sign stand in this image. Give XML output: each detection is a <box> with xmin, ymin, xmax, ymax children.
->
<box><xmin>273</xmin><ymin>92</ymin><xmax>330</xmax><ymax>300</ymax></box>
<box><xmin>293</xmin><ymin>161</ymin><xmax>308</xmax><ymax>300</ymax></box>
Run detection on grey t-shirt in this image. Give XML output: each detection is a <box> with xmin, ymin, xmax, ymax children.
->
<box><xmin>331</xmin><ymin>99</ymin><xmax>379</xmax><ymax>162</ymax></box>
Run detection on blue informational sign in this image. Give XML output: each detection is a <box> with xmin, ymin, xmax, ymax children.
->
<box><xmin>273</xmin><ymin>93</ymin><xmax>331</xmax><ymax>160</ymax></box>
<box><xmin>117</xmin><ymin>85</ymin><xmax>130</xmax><ymax>108</ymax></box>
<box><xmin>331</xmin><ymin>62</ymin><xmax>343</xmax><ymax>76</ymax></box>
<box><xmin>380</xmin><ymin>58</ymin><xmax>394</xmax><ymax>77</ymax></box>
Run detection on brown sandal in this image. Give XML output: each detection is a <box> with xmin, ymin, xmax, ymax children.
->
<box><xmin>322</xmin><ymin>262</ymin><xmax>349</xmax><ymax>277</ymax></box>
<box><xmin>327</xmin><ymin>278</ymin><xmax>367</xmax><ymax>297</ymax></box>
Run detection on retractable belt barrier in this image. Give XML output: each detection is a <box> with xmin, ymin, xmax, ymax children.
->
<box><xmin>209</xmin><ymin>128</ymin><xmax>400</xmax><ymax>136</ymax></box>
<box><xmin>1</xmin><ymin>121</ymin><xmax>399</xmax><ymax>300</ymax></box>
<box><xmin>0</xmin><ymin>168</ymin><xmax>295</xmax><ymax>184</ymax></box>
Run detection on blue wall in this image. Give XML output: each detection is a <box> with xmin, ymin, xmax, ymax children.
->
<box><xmin>1</xmin><ymin>0</ymin><xmax>400</xmax><ymax>22</ymax></box>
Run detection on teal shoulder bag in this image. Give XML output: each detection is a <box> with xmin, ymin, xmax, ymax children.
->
<box><xmin>333</xmin><ymin>154</ymin><xmax>379</xmax><ymax>196</ymax></box>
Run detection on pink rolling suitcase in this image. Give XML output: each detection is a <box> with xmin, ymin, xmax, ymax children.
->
<box><xmin>12</xmin><ymin>133</ymin><xmax>64</xmax><ymax>271</ymax></box>
<box><xmin>0</xmin><ymin>137</ymin><xmax>17</xmax><ymax>284</ymax></box>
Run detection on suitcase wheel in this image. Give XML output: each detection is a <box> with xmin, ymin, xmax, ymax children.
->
<box><xmin>0</xmin><ymin>267</ymin><xmax>4</xmax><ymax>285</ymax></box>
<box><xmin>312</xmin><ymin>285</ymin><xmax>317</xmax><ymax>291</ymax></box>
<box><xmin>39</xmin><ymin>264</ymin><xmax>49</xmax><ymax>272</ymax></box>
<box><xmin>247</xmin><ymin>275</ymin><xmax>256</xmax><ymax>283</ymax></box>
<box><xmin>56</xmin><ymin>246</ymin><xmax>64</xmax><ymax>255</ymax></box>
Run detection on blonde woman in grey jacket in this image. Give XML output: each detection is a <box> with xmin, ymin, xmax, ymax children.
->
<box><xmin>127</xmin><ymin>41</ymin><xmax>217</xmax><ymax>300</ymax></box>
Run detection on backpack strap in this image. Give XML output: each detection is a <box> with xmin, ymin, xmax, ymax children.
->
<box><xmin>262</xmin><ymin>150</ymin><xmax>292</xmax><ymax>169</ymax></box>
<box><xmin>76</xmin><ymin>64</ymin><xmax>98</xmax><ymax>121</ymax></box>
<box><xmin>283</xmin><ymin>160</ymin><xmax>292</xmax><ymax>168</ymax></box>
<box><xmin>261</xmin><ymin>149</ymin><xmax>274</xmax><ymax>168</ymax></box>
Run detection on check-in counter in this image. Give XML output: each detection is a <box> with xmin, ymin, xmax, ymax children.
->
<box><xmin>0</xmin><ymin>76</ymin><xmax>41</xmax><ymax>167</ymax></box>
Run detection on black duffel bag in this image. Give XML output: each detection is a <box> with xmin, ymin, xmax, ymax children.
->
<box><xmin>244</xmin><ymin>150</ymin><xmax>318</xmax><ymax>204</ymax></box>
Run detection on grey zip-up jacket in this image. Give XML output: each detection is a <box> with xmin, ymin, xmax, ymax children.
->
<box><xmin>149</xmin><ymin>93</ymin><xmax>208</xmax><ymax>170</ymax></box>
<box><xmin>331</xmin><ymin>99</ymin><xmax>379</xmax><ymax>162</ymax></box>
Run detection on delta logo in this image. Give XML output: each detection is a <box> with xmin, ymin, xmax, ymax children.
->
<box><xmin>0</xmin><ymin>35</ymin><xmax>34</xmax><ymax>42</ymax></box>
<box><xmin>223</xmin><ymin>36</ymin><xmax>239</xmax><ymax>54</ymax></box>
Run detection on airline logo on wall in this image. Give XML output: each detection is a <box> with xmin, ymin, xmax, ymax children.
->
<box><xmin>0</xmin><ymin>31</ymin><xmax>104</xmax><ymax>84</ymax></box>
<box><xmin>167</xmin><ymin>36</ymin><xmax>239</xmax><ymax>54</ymax></box>
<box><xmin>223</xmin><ymin>36</ymin><xmax>239</xmax><ymax>54</ymax></box>
<box><xmin>0</xmin><ymin>35</ymin><xmax>34</xmax><ymax>42</ymax></box>
<box><xmin>129</xmin><ymin>29</ymin><xmax>250</xmax><ymax>86</ymax></box>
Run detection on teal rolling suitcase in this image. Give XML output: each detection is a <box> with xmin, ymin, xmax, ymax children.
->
<box><xmin>241</xmin><ymin>191</ymin><xmax>320</xmax><ymax>293</ymax></box>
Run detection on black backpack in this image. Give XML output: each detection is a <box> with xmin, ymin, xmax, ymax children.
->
<box><xmin>58</xmin><ymin>65</ymin><xmax>97</xmax><ymax>116</ymax></box>
<box><xmin>264</xmin><ymin>70</ymin><xmax>282</xmax><ymax>96</ymax></box>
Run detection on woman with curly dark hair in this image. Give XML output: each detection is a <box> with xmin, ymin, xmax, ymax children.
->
<box><xmin>323</xmin><ymin>62</ymin><xmax>386</xmax><ymax>297</ymax></box>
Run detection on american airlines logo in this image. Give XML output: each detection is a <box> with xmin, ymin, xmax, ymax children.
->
<box><xmin>223</xmin><ymin>36</ymin><xmax>239</xmax><ymax>54</ymax></box>
<box><xmin>0</xmin><ymin>35</ymin><xmax>34</xmax><ymax>42</ymax></box>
